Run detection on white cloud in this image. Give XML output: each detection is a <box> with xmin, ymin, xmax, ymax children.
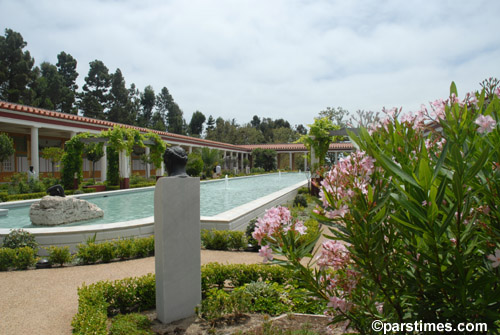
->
<box><xmin>1</xmin><ymin>0</ymin><xmax>499</xmax><ymax>127</ymax></box>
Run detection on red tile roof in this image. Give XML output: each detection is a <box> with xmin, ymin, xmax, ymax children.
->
<box><xmin>0</xmin><ymin>101</ymin><xmax>355</xmax><ymax>152</ymax></box>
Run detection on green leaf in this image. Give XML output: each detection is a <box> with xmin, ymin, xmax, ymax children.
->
<box><xmin>450</xmin><ymin>81</ymin><xmax>458</xmax><ymax>96</ymax></box>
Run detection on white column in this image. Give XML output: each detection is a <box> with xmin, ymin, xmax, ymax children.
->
<box><xmin>304</xmin><ymin>153</ymin><xmax>307</xmax><ymax>170</ymax></box>
<box><xmin>188</xmin><ymin>146</ymin><xmax>193</xmax><ymax>154</ymax></box>
<box><xmin>69</xmin><ymin>131</ymin><xmax>77</xmax><ymax>138</ymax></box>
<box><xmin>30</xmin><ymin>126</ymin><xmax>39</xmax><ymax>178</ymax></box>
<box><xmin>145</xmin><ymin>146</ymin><xmax>151</xmax><ymax>179</ymax></box>
<box><xmin>289</xmin><ymin>152</ymin><xmax>293</xmax><ymax>170</ymax></box>
<box><xmin>119</xmin><ymin>150</ymin><xmax>130</xmax><ymax>179</ymax></box>
<box><xmin>100</xmin><ymin>145</ymin><xmax>107</xmax><ymax>182</ymax></box>
<box><xmin>156</xmin><ymin>162</ymin><xmax>165</xmax><ymax>178</ymax></box>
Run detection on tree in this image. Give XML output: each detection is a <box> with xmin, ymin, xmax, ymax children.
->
<box><xmin>188</xmin><ymin>111</ymin><xmax>206</xmax><ymax>137</ymax></box>
<box><xmin>251</xmin><ymin>115</ymin><xmax>261</xmax><ymax>128</ymax></box>
<box><xmin>234</xmin><ymin>125</ymin><xmax>265</xmax><ymax>145</ymax></box>
<box><xmin>200</xmin><ymin>147</ymin><xmax>220</xmax><ymax>177</ymax></box>
<box><xmin>0</xmin><ymin>29</ymin><xmax>35</xmax><ymax>103</ymax></box>
<box><xmin>319</xmin><ymin>106</ymin><xmax>348</xmax><ymax>127</ymax></box>
<box><xmin>0</xmin><ymin>132</ymin><xmax>15</xmax><ymax>173</ymax></box>
<box><xmin>33</xmin><ymin>62</ymin><xmax>63</xmax><ymax>110</ymax></box>
<box><xmin>56</xmin><ymin>51</ymin><xmax>78</xmax><ymax>114</ymax></box>
<box><xmin>156</xmin><ymin>87</ymin><xmax>185</xmax><ymax>134</ymax></box>
<box><xmin>40</xmin><ymin>147</ymin><xmax>64</xmax><ymax>177</ymax></box>
<box><xmin>206</xmin><ymin>115</ymin><xmax>215</xmax><ymax>132</ymax></box>
<box><xmin>137</xmin><ymin>85</ymin><xmax>155</xmax><ymax>127</ymax></box>
<box><xmin>348</xmin><ymin>109</ymin><xmax>380</xmax><ymax>128</ymax></box>
<box><xmin>127</xmin><ymin>83</ymin><xmax>141</xmax><ymax>126</ymax></box>
<box><xmin>79</xmin><ymin>60</ymin><xmax>111</xmax><ymax>120</ymax></box>
<box><xmin>295</xmin><ymin>124</ymin><xmax>307</xmax><ymax>135</ymax></box>
<box><xmin>83</xmin><ymin>142</ymin><xmax>104</xmax><ymax>183</ymax></box>
<box><xmin>272</xmin><ymin>127</ymin><xmax>299</xmax><ymax>143</ymax></box>
<box><xmin>108</xmin><ymin>69</ymin><xmax>133</xmax><ymax>124</ymax></box>
<box><xmin>252</xmin><ymin>148</ymin><xmax>276</xmax><ymax>171</ymax></box>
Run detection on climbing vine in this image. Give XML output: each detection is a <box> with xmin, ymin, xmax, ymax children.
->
<box><xmin>143</xmin><ymin>132</ymin><xmax>167</xmax><ymax>168</ymax></box>
<box><xmin>61</xmin><ymin>133</ymin><xmax>89</xmax><ymax>189</ymax></box>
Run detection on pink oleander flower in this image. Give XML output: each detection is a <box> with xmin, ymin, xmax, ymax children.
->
<box><xmin>317</xmin><ymin>240</ymin><xmax>350</xmax><ymax>270</ymax></box>
<box><xmin>294</xmin><ymin>221</ymin><xmax>307</xmax><ymax>235</ymax></box>
<box><xmin>475</xmin><ymin>114</ymin><xmax>496</xmax><ymax>134</ymax></box>
<box><xmin>327</xmin><ymin>296</ymin><xmax>351</xmax><ymax>313</ymax></box>
<box><xmin>430</xmin><ymin>99</ymin><xmax>447</xmax><ymax>120</ymax></box>
<box><xmin>259</xmin><ymin>245</ymin><xmax>273</xmax><ymax>263</ymax></box>
<box><xmin>487</xmin><ymin>249</ymin><xmax>500</xmax><ymax>268</ymax></box>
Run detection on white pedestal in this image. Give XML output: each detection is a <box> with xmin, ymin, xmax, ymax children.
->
<box><xmin>154</xmin><ymin>177</ymin><xmax>201</xmax><ymax>324</ymax></box>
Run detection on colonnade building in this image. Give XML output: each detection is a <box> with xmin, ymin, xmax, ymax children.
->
<box><xmin>0</xmin><ymin>101</ymin><xmax>354</xmax><ymax>185</ymax></box>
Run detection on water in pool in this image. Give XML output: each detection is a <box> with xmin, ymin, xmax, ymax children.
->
<box><xmin>0</xmin><ymin>173</ymin><xmax>307</xmax><ymax>229</ymax></box>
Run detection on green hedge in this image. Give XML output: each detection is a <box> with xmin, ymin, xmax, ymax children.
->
<box><xmin>75</xmin><ymin>236</ymin><xmax>155</xmax><ymax>265</ymax></box>
<box><xmin>0</xmin><ymin>247</ymin><xmax>38</xmax><ymax>270</ymax></box>
<box><xmin>1</xmin><ymin>188</ymin><xmax>96</xmax><ymax>202</ymax></box>
<box><xmin>201</xmin><ymin>229</ymin><xmax>247</xmax><ymax>251</ymax></box>
<box><xmin>72</xmin><ymin>263</ymin><xmax>295</xmax><ymax>334</ymax></box>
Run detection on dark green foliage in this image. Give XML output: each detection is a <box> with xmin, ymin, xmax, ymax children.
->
<box><xmin>137</xmin><ymin>85</ymin><xmax>155</xmax><ymax>128</ymax></box>
<box><xmin>188</xmin><ymin>110</ymin><xmax>206</xmax><ymax>136</ymax></box>
<box><xmin>252</xmin><ymin>148</ymin><xmax>277</xmax><ymax>171</ymax></box>
<box><xmin>245</xmin><ymin>219</ymin><xmax>258</xmax><ymax>249</ymax></box>
<box><xmin>109</xmin><ymin>313</ymin><xmax>153</xmax><ymax>335</ymax></box>
<box><xmin>156</xmin><ymin>87</ymin><xmax>185</xmax><ymax>134</ymax></box>
<box><xmin>108</xmin><ymin>69</ymin><xmax>133</xmax><ymax>124</ymax></box>
<box><xmin>293</xmin><ymin>194</ymin><xmax>308</xmax><ymax>208</ymax></box>
<box><xmin>79</xmin><ymin>59</ymin><xmax>111</xmax><ymax>120</ymax></box>
<box><xmin>114</xmin><ymin>239</ymin><xmax>135</xmax><ymax>260</ymax></box>
<box><xmin>0</xmin><ymin>29</ymin><xmax>35</xmax><ymax>103</ymax></box>
<box><xmin>98</xmin><ymin>241</ymin><xmax>115</xmax><ymax>263</ymax></box>
<box><xmin>56</xmin><ymin>51</ymin><xmax>79</xmax><ymax>114</ymax></box>
<box><xmin>2</xmin><ymin>229</ymin><xmax>38</xmax><ymax>250</ymax></box>
<box><xmin>76</xmin><ymin>243</ymin><xmax>101</xmax><ymax>265</ymax></box>
<box><xmin>186</xmin><ymin>152</ymin><xmax>203</xmax><ymax>177</ymax></box>
<box><xmin>46</xmin><ymin>246</ymin><xmax>73</xmax><ymax>266</ymax></box>
<box><xmin>132</xmin><ymin>236</ymin><xmax>154</xmax><ymax>258</ymax></box>
<box><xmin>106</xmin><ymin>146</ymin><xmax>119</xmax><ymax>186</ymax></box>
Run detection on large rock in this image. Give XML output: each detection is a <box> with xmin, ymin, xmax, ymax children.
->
<box><xmin>30</xmin><ymin>196</ymin><xmax>104</xmax><ymax>226</ymax></box>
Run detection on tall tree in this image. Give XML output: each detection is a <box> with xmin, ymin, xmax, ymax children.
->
<box><xmin>157</xmin><ymin>86</ymin><xmax>185</xmax><ymax>134</ymax></box>
<box><xmin>56</xmin><ymin>51</ymin><xmax>78</xmax><ymax>114</ymax></box>
<box><xmin>79</xmin><ymin>60</ymin><xmax>110</xmax><ymax>120</ymax></box>
<box><xmin>188</xmin><ymin>110</ymin><xmax>206</xmax><ymax>137</ymax></box>
<box><xmin>108</xmin><ymin>68</ymin><xmax>133</xmax><ymax>124</ymax></box>
<box><xmin>137</xmin><ymin>85</ymin><xmax>155</xmax><ymax>127</ymax></box>
<box><xmin>295</xmin><ymin>124</ymin><xmax>307</xmax><ymax>135</ymax></box>
<box><xmin>206</xmin><ymin>115</ymin><xmax>215</xmax><ymax>132</ymax></box>
<box><xmin>0</xmin><ymin>29</ymin><xmax>35</xmax><ymax>103</ymax></box>
<box><xmin>127</xmin><ymin>83</ymin><xmax>141</xmax><ymax>125</ymax></box>
<box><xmin>33</xmin><ymin>62</ymin><xmax>63</xmax><ymax>110</ymax></box>
<box><xmin>251</xmin><ymin>115</ymin><xmax>261</xmax><ymax>128</ymax></box>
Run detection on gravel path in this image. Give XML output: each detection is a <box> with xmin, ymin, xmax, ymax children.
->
<box><xmin>0</xmin><ymin>250</ymin><xmax>263</xmax><ymax>335</ymax></box>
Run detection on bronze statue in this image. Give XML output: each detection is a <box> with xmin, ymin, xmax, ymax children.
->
<box><xmin>163</xmin><ymin>146</ymin><xmax>188</xmax><ymax>177</ymax></box>
<box><xmin>47</xmin><ymin>184</ymin><xmax>65</xmax><ymax>197</ymax></box>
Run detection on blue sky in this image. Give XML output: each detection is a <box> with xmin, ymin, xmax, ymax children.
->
<box><xmin>1</xmin><ymin>0</ymin><xmax>499</xmax><ymax>127</ymax></box>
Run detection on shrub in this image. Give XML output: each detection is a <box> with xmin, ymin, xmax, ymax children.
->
<box><xmin>252</xmin><ymin>148</ymin><xmax>277</xmax><ymax>171</ymax></box>
<box><xmin>201</xmin><ymin>229</ymin><xmax>247</xmax><ymax>251</ymax></box>
<box><xmin>109</xmin><ymin>313</ymin><xmax>153</xmax><ymax>335</ymax></box>
<box><xmin>245</xmin><ymin>219</ymin><xmax>258</xmax><ymax>249</ymax></box>
<box><xmin>5</xmin><ymin>192</ymin><xmax>46</xmax><ymax>201</ymax></box>
<box><xmin>0</xmin><ymin>247</ymin><xmax>16</xmax><ymax>271</ymax></box>
<box><xmin>186</xmin><ymin>152</ymin><xmax>204</xmax><ymax>177</ymax></box>
<box><xmin>114</xmin><ymin>239</ymin><xmax>135</xmax><ymax>260</ymax></box>
<box><xmin>76</xmin><ymin>243</ymin><xmax>101</xmax><ymax>265</ymax></box>
<box><xmin>133</xmin><ymin>236</ymin><xmax>154</xmax><ymax>258</ymax></box>
<box><xmin>250</xmin><ymin>167</ymin><xmax>266</xmax><ymax>174</ymax></box>
<box><xmin>98</xmin><ymin>241</ymin><xmax>115</xmax><ymax>263</ymax></box>
<box><xmin>13</xmin><ymin>246</ymin><xmax>38</xmax><ymax>269</ymax></box>
<box><xmin>293</xmin><ymin>194</ymin><xmax>307</xmax><ymax>208</ymax></box>
<box><xmin>2</xmin><ymin>229</ymin><xmax>38</xmax><ymax>250</ymax></box>
<box><xmin>46</xmin><ymin>246</ymin><xmax>73</xmax><ymax>266</ymax></box>
<box><xmin>239</xmin><ymin>281</ymin><xmax>288</xmax><ymax>315</ymax></box>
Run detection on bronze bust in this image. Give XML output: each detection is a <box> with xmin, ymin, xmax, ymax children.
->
<box><xmin>163</xmin><ymin>146</ymin><xmax>188</xmax><ymax>177</ymax></box>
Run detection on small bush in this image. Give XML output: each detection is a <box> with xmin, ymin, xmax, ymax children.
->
<box><xmin>2</xmin><ymin>229</ymin><xmax>38</xmax><ymax>250</ymax></box>
<box><xmin>46</xmin><ymin>246</ymin><xmax>73</xmax><ymax>266</ymax></box>
<box><xmin>201</xmin><ymin>229</ymin><xmax>247</xmax><ymax>251</ymax></box>
<box><xmin>76</xmin><ymin>243</ymin><xmax>101</xmax><ymax>265</ymax></box>
<box><xmin>293</xmin><ymin>194</ymin><xmax>308</xmax><ymax>208</ymax></box>
<box><xmin>133</xmin><ymin>236</ymin><xmax>154</xmax><ymax>258</ymax></box>
<box><xmin>114</xmin><ymin>239</ymin><xmax>135</xmax><ymax>260</ymax></box>
<box><xmin>245</xmin><ymin>219</ymin><xmax>258</xmax><ymax>249</ymax></box>
<box><xmin>109</xmin><ymin>313</ymin><xmax>153</xmax><ymax>335</ymax></box>
<box><xmin>0</xmin><ymin>247</ymin><xmax>16</xmax><ymax>271</ymax></box>
<box><xmin>98</xmin><ymin>241</ymin><xmax>115</xmax><ymax>263</ymax></box>
<box><xmin>13</xmin><ymin>246</ymin><xmax>38</xmax><ymax>270</ymax></box>
<box><xmin>297</xmin><ymin>187</ymin><xmax>309</xmax><ymax>194</ymax></box>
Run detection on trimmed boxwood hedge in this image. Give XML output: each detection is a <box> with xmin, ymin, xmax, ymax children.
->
<box><xmin>72</xmin><ymin>263</ymin><xmax>295</xmax><ymax>335</ymax></box>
